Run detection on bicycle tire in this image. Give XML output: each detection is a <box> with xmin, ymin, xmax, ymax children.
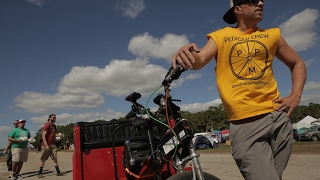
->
<box><xmin>167</xmin><ymin>171</ymin><xmax>220</xmax><ymax>180</ymax></box>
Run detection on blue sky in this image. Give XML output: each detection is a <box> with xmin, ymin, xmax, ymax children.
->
<box><xmin>0</xmin><ymin>0</ymin><xmax>319</xmax><ymax>148</ymax></box>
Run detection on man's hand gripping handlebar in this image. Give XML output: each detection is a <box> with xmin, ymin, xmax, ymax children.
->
<box><xmin>162</xmin><ymin>63</ymin><xmax>185</xmax><ymax>86</ymax></box>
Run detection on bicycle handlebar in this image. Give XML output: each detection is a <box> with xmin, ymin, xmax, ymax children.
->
<box><xmin>162</xmin><ymin>64</ymin><xmax>185</xmax><ymax>86</ymax></box>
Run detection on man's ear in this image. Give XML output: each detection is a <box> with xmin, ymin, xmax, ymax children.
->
<box><xmin>234</xmin><ymin>6</ymin><xmax>242</xmax><ymax>15</ymax></box>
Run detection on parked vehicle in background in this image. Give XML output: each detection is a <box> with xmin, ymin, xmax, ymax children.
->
<box><xmin>293</xmin><ymin>129</ymin><xmax>299</xmax><ymax>142</ymax></box>
<box><xmin>300</xmin><ymin>125</ymin><xmax>320</xmax><ymax>141</ymax></box>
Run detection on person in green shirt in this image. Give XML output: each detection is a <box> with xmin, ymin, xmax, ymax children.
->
<box><xmin>8</xmin><ymin>119</ymin><xmax>31</xmax><ymax>180</ymax></box>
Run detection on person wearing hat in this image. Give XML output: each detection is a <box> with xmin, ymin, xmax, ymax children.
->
<box><xmin>7</xmin><ymin>119</ymin><xmax>31</xmax><ymax>180</ymax></box>
<box><xmin>38</xmin><ymin>114</ymin><xmax>64</xmax><ymax>178</ymax></box>
<box><xmin>172</xmin><ymin>0</ymin><xmax>306</xmax><ymax>180</ymax></box>
<box><xmin>3</xmin><ymin>120</ymin><xmax>19</xmax><ymax>178</ymax></box>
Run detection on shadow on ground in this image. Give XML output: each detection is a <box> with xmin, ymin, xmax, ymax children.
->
<box><xmin>17</xmin><ymin>169</ymin><xmax>73</xmax><ymax>179</ymax></box>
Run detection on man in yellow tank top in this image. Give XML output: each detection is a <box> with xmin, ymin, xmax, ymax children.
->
<box><xmin>172</xmin><ymin>0</ymin><xmax>306</xmax><ymax>180</ymax></box>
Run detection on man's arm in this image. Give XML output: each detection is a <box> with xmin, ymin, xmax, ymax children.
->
<box><xmin>274</xmin><ymin>36</ymin><xmax>307</xmax><ymax>116</ymax></box>
<box><xmin>8</xmin><ymin>137</ymin><xmax>22</xmax><ymax>143</ymax></box>
<box><xmin>8</xmin><ymin>130</ymin><xmax>22</xmax><ymax>144</ymax></box>
<box><xmin>172</xmin><ymin>38</ymin><xmax>218</xmax><ymax>70</ymax></box>
<box><xmin>42</xmin><ymin>131</ymin><xmax>49</xmax><ymax>147</ymax></box>
<box><xmin>3</xmin><ymin>141</ymin><xmax>12</xmax><ymax>153</ymax></box>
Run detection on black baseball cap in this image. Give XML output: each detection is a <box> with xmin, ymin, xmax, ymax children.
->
<box><xmin>223</xmin><ymin>0</ymin><xmax>263</xmax><ymax>24</ymax></box>
<box><xmin>223</xmin><ymin>0</ymin><xmax>242</xmax><ymax>24</ymax></box>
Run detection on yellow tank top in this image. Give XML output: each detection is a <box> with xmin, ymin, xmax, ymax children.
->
<box><xmin>207</xmin><ymin>27</ymin><xmax>280</xmax><ymax>121</ymax></box>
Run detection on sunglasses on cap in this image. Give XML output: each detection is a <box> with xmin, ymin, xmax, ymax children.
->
<box><xmin>237</xmin><ymin>0</ymin><xmax>264</xmax><ymax>5</ymax></box>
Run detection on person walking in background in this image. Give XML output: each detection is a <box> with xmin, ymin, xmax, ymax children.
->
<box><xmin>3</xmin><ymin>120</ymin><xmax>19</xmax><ymax>178</ymax></box>
<box><xmin>38</xmin><ymin>114</ymin><xmax>64</xmax><ymax>178</ymax></box>
<box><xmin>172</xmin><ymin>0</ymin><xmax>307</xmax><ymax>179</ymax></box>
<box><xmin>65</xmin><ymin>139</ymin><xmax>70</xmax><ymax>151</ymax></box>
<box><xmin>8</xmin><ymin>119</ymin><xmax>31</xmax><ymax>180</ymax></box>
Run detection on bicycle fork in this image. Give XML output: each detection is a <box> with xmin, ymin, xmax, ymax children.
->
<box><xmin>173</xmin><ymin>141</ymin><xmax>206</xmax><ymax>180</ymax></box>
<box><xmin>189</xmin><ymin>141</ymin><xmax>205</xmax><ymax>180</ymax></box>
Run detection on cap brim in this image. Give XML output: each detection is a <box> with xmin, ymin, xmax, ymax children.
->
<box><xmin>223</xmin><ymin>7</ymin><xmax>237</xmax><ymax>24</ymax></box>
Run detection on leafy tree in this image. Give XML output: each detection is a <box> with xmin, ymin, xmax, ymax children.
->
<box><xmin>95</xmin><ymin>119</ymin><xmax>106</xmax><ymax>122</ymax></box>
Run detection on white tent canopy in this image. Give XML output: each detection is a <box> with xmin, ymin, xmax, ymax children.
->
<box><xmin>292</xmin><ymin>123</ymin><xmax>316</xmax><ymax>130</ymax></box>
<box><xmin>297</xmin><ymin>115</ymin><xmax>318</xmax><ymax>124</ymax></box>
<box><xmin>293</xmin><ymin>115</ymin><xmax>319</xmax><ymax>136</ymax></box>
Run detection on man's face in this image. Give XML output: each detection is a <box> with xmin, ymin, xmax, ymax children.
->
<box><xmin>18</xmin><ymin>121</ymin><xmax>26</xmax><ymax>128</ymax></box>
<box><xmin>236</xmin><ymin>0</ymin><xmax>264</xmax><ymax>23</ymax></box>
<box><xmin>50</xmin><ymin>116</ymin><xmax>56</xmax><ymax>123</ymax></box>
<box><xmin>14</xmin><ymin>121</ymin><xmax>18</xmax><ymax>128</ymax></box>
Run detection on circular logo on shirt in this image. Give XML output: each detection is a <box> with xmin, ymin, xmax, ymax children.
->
<box><xmin>229</xmin><ymin>40</ymin><xmax>269</xmax><ymax>80</ymax></box>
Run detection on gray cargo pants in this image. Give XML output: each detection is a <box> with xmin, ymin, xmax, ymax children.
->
<box><xmin>229</xmin><ymin>111</ymin><xmax>293</xmax><ymax>180</ymax></box>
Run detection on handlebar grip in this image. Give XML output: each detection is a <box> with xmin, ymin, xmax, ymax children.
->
<box><xmin>162</xmin><ymin>64</ymin><xmax>184</xmax><ymax>86</ymax></box>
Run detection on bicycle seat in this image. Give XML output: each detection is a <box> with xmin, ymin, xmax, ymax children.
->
<box><xmin>125</xmin><ymin>92</ymin><xmax>141</xmax><ymax>102</ymax></box>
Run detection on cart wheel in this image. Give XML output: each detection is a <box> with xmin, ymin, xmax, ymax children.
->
<box><xmin>167</xmin><ymin>171</ymin><xmax>220</xmax><ymax>180</ymax></box>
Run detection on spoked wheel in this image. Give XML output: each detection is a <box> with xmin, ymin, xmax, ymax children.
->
<box><xmin>167</xmin><ymin>171</ymin><xmax>220</xmax><ymax>180</ymax></box>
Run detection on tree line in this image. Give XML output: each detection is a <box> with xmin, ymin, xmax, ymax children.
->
<box><xmin>32</xmin><ymin>102</ymin><xmax>320</xmax><ymax>149</ymax></box>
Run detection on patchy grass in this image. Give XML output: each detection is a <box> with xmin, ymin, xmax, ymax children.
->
<box><xmin>291</xmin><ymin>141</ymin><xmax>320</xmax><ymax>155</ymax></box>
<box><xmin>1</xmin><ymin>141</ymin><xmax>319</xmax><ymax>163</ymax></box>
<box><xmin>198</xmin><ymin>141</ymin><xmax>320</xmax><ymax>155</ymax></box>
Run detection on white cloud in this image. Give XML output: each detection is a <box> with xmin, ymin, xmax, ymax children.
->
<box><xmin>208</xmin><ymin>86</ymin><xmax>214</xmax><ymax>91</ymax></box>
<box><xmin>180</xmin><ymin>99</ymin><xmax>222</xmax><ymax>113</ymax></box>
<box><xmin>300</xmin><ymin>81</ymin><xmax>320</xmax><ymax>105</ymax></box>
<box><xmin>14</xmin><ymin>92</ymin><xmax>104</xmax><ymax>113</ymax></box>
<box><xmin>170</xmin><ymin>73</ymin><xmax>202</xmax><ymax>88</ymax></box>
<box><xmin>0</xmin><ymin>126</ymin><xmax>11</xmax><ymax>133</ymax></box>
<box><xmin>206</xmin><ymin>18</ymin><xmax>216</xmax><ymax>25</ymax></box>
<box><xmin>27</xmin><ymin>0</ymin><xmax>45</xmax><ymax>6</ymax></box>
<box><xmin>13</xmin><ymin>32</ymin><xmax>199</xmax><ymax>114</ymax></box>
<box><xmin>304</xmin><ymin>58</ymin><xmax>315</xmax><ymax>68</ymax></box>
<box><xmin>58</xmin><ymin>58</ymin><xmax>166</xmax><ymax>97</ymax></box>
<box><xmin>185</xmin><ymin>73</ymin><xmax>202</xmax><ymax>80</ymax></box>
<box><xmin>115</xmin><ymin>0</ymin><xmax>145</xmax><ymax>19</ymax></box>
<box><xmin>279</xmin><ymin>9</ymin><xmax>319</xmax><ymax>52</ymax></box>
<box><xmin>301</xmin><ymin>92</ymin><xmax>320</xmax><ymax>105</ymax></box>
<box><xmin>30</xmin><ymin>109</ymin><xmax>126</xmax><ymax>126</ymax></box>
<box><xmin>14</xmin><ymin>58</ymin><xmax>166</xmax><ymax>113</ymax></box>
<box><xmin>272</xmin><ymin>9</ymin><xmax>296</xmax><ymax>25</ymax></box>
<box><xmin>303</xmin><ymin>81</ymin><xmax>320</xmax><ymax>92</ymax></box>
<box><xmin>128</xmin><ymin>33</ymin><xmax>190</xmax><ymax>63</ymax></box>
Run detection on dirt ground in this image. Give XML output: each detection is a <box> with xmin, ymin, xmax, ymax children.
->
<box><xmin>1</xmin><ymin>151</ymin><xmax>320</xmax><ymax>180</ymax></box>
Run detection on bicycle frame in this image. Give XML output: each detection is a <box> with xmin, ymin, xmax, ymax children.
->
<box><xmin>162</xmin><ymin>84</ymin><xmax>206</xmax><ymax>180</ymax></box>
<box><xmin>122</xmin><ymin>64</ymin><xmax>206</xmax><ymax>180</ymax></box>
